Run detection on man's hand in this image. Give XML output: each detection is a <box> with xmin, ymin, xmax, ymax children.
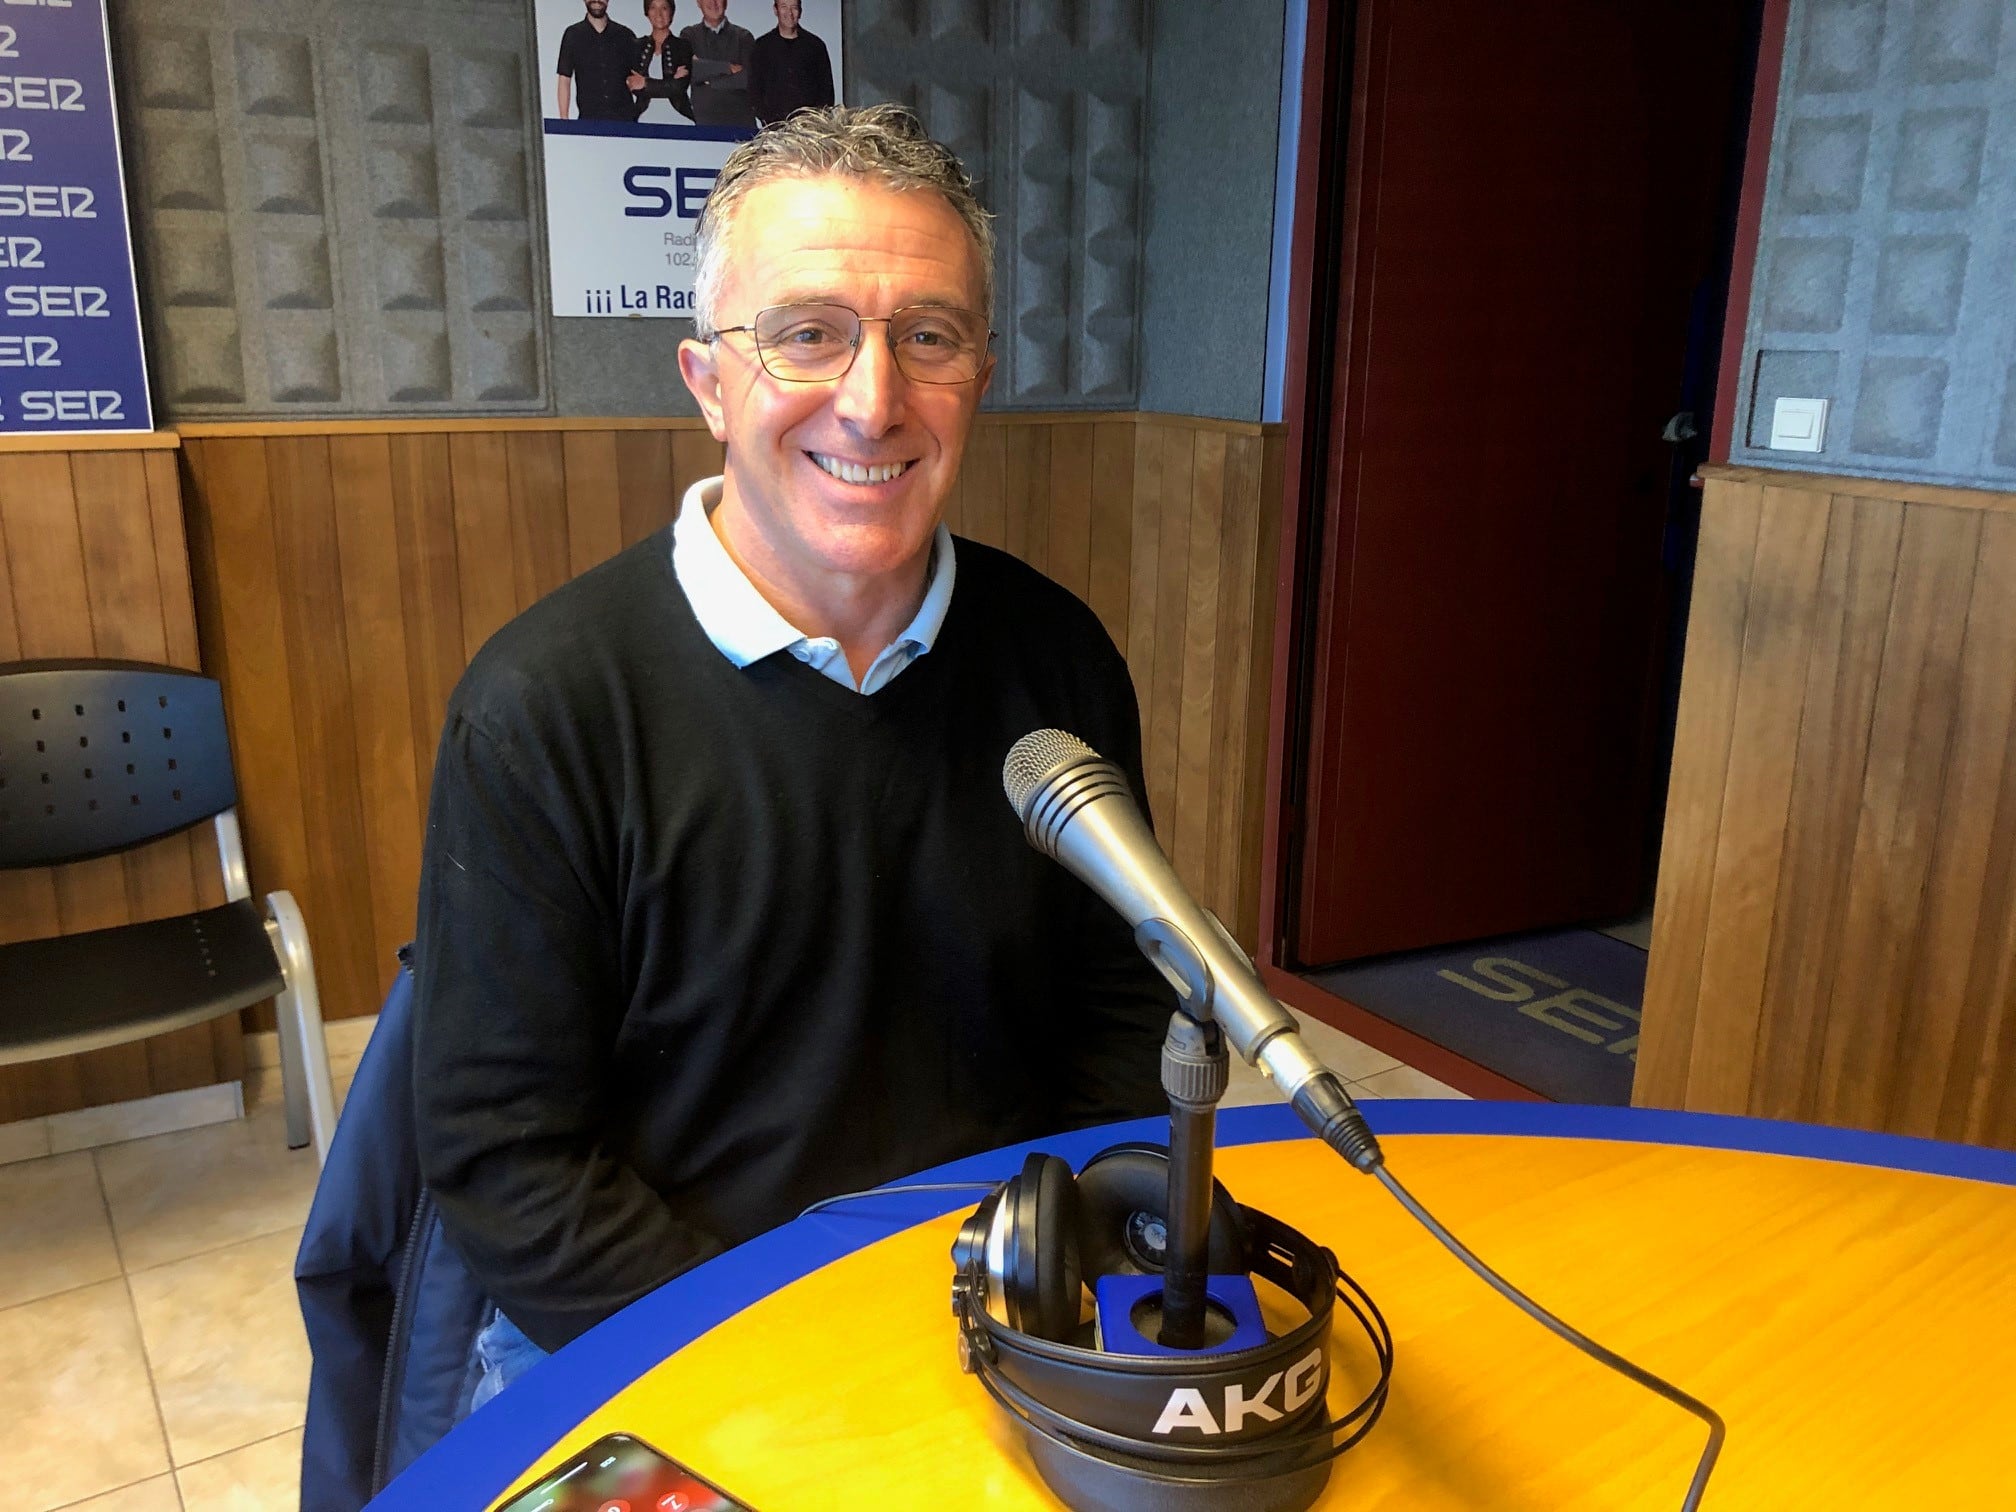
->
<box><xmin>675</xmin><ymin>65</ymin><xmax>690</xmax><ymax>78</ymax></box>
<box><xmin>626</xmin><ymin>71</ymin><xmax>647</xmax><ymax>90</ymax></box>
<box><xmin>729</xmin><ymin>62</ymin><xmax>744</xmax><ymax>73</ymax></box>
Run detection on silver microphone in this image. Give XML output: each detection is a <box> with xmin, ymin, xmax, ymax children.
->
<box><xmin>1003</xmin><ymin>730</ymin><xmax>1381</xmax><ymax>1169</ymax></box>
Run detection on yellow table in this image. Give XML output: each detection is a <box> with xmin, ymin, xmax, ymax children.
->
<box><xmin>378</xmin><ymin>1103</ymin><xmax>2016</xmax><ymax>1510</ymax></box>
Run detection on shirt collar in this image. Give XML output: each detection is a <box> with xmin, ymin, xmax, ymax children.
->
<box><xmin>671</xmin><ymin>475</ymin><xmax>957</xmax><ymax>671</ymax></box>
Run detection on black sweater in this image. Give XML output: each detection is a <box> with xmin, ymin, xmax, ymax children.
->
<box><xmin>748</xmin><ymin>27</ymin><xmax>834</xmax><ymax>125</ymax></box>
<box><xmin>412</xmin><ymin>531</ymin><xmax>1174</xmax><ymax>1350</ymax></box>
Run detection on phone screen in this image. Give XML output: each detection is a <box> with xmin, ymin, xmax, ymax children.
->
<box><xmin>496</xmin><ymin>1432</ymin><xmax>753</xmax><ymax>1512</ymax></box>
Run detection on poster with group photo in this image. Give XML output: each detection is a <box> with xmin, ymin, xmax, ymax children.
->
<box><xmin>535</xmin><ymin>0</ymin><xmax>844</xmax><ymax>319</ymax></box>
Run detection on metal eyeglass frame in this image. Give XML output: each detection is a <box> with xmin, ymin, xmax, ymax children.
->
<box><xmin>708</xmin><ymin>302</ymin><xmax>997</xmax><ymax>384</ymax></box>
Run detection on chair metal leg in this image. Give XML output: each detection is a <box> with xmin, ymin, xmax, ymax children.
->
<box><xmin>274</xmin><ymin>975</ymin><xmax>313</xmax><ymax>1151</ymax></box>
<box><xmin>265</xmin><ymin>889</ymin><xmax>337</xmax><ymax>1166</ymax></box>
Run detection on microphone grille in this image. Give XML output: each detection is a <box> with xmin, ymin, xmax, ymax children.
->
<box><xmin>1002</xmin><ymin>728</ymin><xmax>1101</xmax><ymax>821</ymax></box>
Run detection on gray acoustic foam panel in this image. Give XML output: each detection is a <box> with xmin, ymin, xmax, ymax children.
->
<box><xmin>112</xmin><ymin>0</ymin><xmax>1281</xmax><ymax>420</ymax></box>
<box><xmin>1732</xmin><ymin>0</ymin><xmax>2016</xmax><ymax>486</ymax></box>
<box><xmin>842</xmin><ymin>0</ymin><xmax>1151</xmax><ymax>410</ymax></box>
<box><xmin>1137</xmin><ymin>0</ymin><xmax>1286</xmax><ymax>423</ymax></box>
<box><xmin>114</xmin><ymin>0</ymin><xmax>549</xmax><ymax>417</ymax></box>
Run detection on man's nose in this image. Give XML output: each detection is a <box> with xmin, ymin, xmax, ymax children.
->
<box><xmin>831</xmin><ymin>323</ymin><xmax>907</xmax><ymax>437</ymax></box>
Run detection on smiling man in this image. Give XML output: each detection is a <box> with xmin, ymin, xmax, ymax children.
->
<box><xmin>411</xmin><ymin>107</ymin><xmax>1173</xmax><ymax>1411</ymax></box>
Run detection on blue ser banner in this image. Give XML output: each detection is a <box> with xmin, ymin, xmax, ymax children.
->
<box><xmin>0</xmin><ymin>0</ymin><xmax>151</xmax><ymax>435</ymax></box>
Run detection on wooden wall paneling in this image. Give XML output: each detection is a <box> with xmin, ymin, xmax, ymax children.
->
<box><xmin>669</xmin><ymin>432</ymin><xmax>724</xmax><ymax>530</ymax></box>
<box><xmin>1145</xmin><ymin>424</ymin><xmax>1195</xmax><ymax>845</ymax></box>
<box><xmin>1124</xmin><ymin>419</ymin><xmax>1165</xmax><ymax>754</ymax></box>
<box><xmin>0</xmin><ymin>476</ymin><xmax>17</xmax><ymax>662</ymax></box>
<box><xmin>1237</xmin><ymin>433</ymin><xmax>1288</xmax><ymax>952</ymax></box>
<box><xmin>141</xmin><ymin>442</ymin><xmax>230</xmax><ymax>1093</ymax></box>
<box><xmin>1635</xmin><ymin>481</ymin><xmax>1765</xmax><ymax>1109</ymax></box>
<box><xmin>147</xmin><ymin>436</ymin><xmax>238</xmax><ymax>1099</ymax></box>
<box><xmin>1749</xmin><ymin>495</ymin><xmax>1903</xmax><ymax>1121</ymax></box>
<box><xmin>0</xmin><ymin>461</ymin><xmax>74</xmax><ymax>1121</ymax></box>
<box><xmin>389</xmin><ymin>433</ymin><xmax>465</xmax><ymax>816</ymax></box>
<box><xmin>2</xmin><ymin>453</ymin><xmax>92</xmax><ymax>662</ymax></box>
<box><xmin>266</xmin><ymin>437</ymin><xmax>383</xmax><ymax>1026</ymax></box>
<box><xmin>329</xmin><ymin>435</ymin><xmax>426</xmax><ymax>993</ymax></box>
<box><xmin>963</xmin><ymin>420</ymin><xmax>1009</xmax><ymax>554</ymax></box>
<box><xmin>73</xmin><ymin>452</ymin><xmax>172</xmax><ymax>662</ymax></box>
<box><xmin>562</xmin><ymin>432</ymin><xmax>625</xmax><ymax>577</ymax></box>
<box><xmin>1962</xmin><ymin>785</ymin><xmax>2016</xmax><ymax>1145</ymax></box>
<box><xmin>616</xmin><ymin>431</ymin><xmax>678</xmax><ymax>549</ymax></box>
<box><xmin>1087</xmin><ymin>422</ymin><xmax>1134</xmax><ymax>653</ymax></box>
<box><xmin>936</xmin><ymin>439</ymin><xmax>964</xmax><ymax>535</ymax></box>
<box><xmin>999</xmin><ymin>423</ymin><xmax>1048</xmax><ymax>572</ymax></box>
<box><xmin>1899</xmin><ymin>510</ymin><xmax>2016</xmax><ymax>1137</ymax></box>
<box><xmin>506</xmin><ymin>431</ymin><xmax>573</xmax><ymax>608</ymax></box>
<box><xmin>1207</xmin><ymin>435</ymin><xmax>1264</xmax><ymax>930</ymax></box>
<box><xmin>1045</xmin><ymin>424</ymin><xmax>1094</xmax><ymax>603</ymax></box>
<box><xmin>184</xmin><ymin>439</ymin><xmax>294</xmax><ymax>1036</ymax></box>
<box><xmin>162</xmin><ymin>414</ymin><xmax>1287</xmax><ymax>1030</ymax></box>
<box><xmin>1681</xmin><ymin>486</ymin><xmax>1833</xmax><ymax>1114</ymax></box>
<box><xmin>0</xmin><ymin>448</ymin><xmax>239</xmax><ymax>1118</ymax></box>
<box><xmin>145</xmin><ymin>450</ymin><xmax>202</xmax><ymax>669</ymax></box>
<box><xmin>74</xmin><ymin>450</ymin><xmax>224</xmax><ymax>1094</ymax></box>
<box><xmin>1948</xmin><ymin>523</ymin><xmax>2016</xmax><ymax>1146</ymax></box>
<box><xmin>447</xmin><ymin>433</ymin><xmax>519</xmax><ymax>661</ymax></box>
<box><xmin>1816</xmin><ymin>503</ymin><xmax>1983</xmax><ymax>1132</ymax></box>
<box><xmin>5</xmin><ymin>454</ymin><xmax>152</xmax><ymax>1109</ymax></box>
<box><xmin>1172</xmin><ymin>430</ymin><xmax>1228</xmax><ymax>890</ymax></box>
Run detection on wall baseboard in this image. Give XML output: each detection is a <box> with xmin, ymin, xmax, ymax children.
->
<box><xmin>242</xmin><ymin>1014</ymin><xmax>380</xmax><ymax>1069</ymax></box>
<box><xmin>1</xmin><ymin>1080</ymin><xmax>244</xmax><ymax>1165</ymax></box>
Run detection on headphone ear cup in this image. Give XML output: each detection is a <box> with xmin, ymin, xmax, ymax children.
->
<box><xmin>1006</xmin><ymin>1153</ymin><xmax>1083</xmax><ymax>1342</ymax></box>
<box><xmin>1073</xmin><ymin>1143</ymin><xmax>1251</xmax><ymax>1282</ymax></box>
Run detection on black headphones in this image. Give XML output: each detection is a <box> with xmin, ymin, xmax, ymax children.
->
<box><xmin>950</xmin><ymin>1144</ymin><xmax>1394</xmax><ymax>1512</ymax></box>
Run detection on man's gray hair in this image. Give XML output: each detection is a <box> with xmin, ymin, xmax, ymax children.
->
<box><xmin>691</xmin><ymin>104</ymin><xmax>996</xmax><ymax>338</ymax></box>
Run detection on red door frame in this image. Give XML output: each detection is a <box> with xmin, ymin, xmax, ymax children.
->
<box><xmin>1253</xmin><ymin>0</ymin><xmax>1795</xmax><ymax>1097</ymax></box>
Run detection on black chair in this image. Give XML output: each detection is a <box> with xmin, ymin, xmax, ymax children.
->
<box><xmin>0</xmin><ymin>660</ymin><xmax>337</xmax><ymax>1162</ymax></box>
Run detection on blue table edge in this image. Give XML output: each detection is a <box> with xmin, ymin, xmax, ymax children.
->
<box><xmin>373</xmin><ymin>1100</ymin><xmax>2016</xmax><ymax>1508</ymax></box>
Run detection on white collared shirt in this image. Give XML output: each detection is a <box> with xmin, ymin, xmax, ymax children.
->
<box><xmin>671</xmin><ymin>475</ymin><xmax>957</xmax><ymax>695</ymax></box>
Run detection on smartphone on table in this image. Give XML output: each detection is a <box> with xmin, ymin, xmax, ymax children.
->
<box><xmin>496</xmin><ymin>1431</ymin><xmax>753</xmax><ymax>1512</ymax></box>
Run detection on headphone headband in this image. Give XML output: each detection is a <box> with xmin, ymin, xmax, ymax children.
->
<box><xmin>958</xmin><ymin>1206</ymin><xmax>1349</xmax><ymax>1453</ymax></box>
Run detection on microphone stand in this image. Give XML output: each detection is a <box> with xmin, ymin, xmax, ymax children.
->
<box><xmin>1158</xmin><ymin>1010</ymin><xmax>1229</xmax><ymax>1349</ymax></box>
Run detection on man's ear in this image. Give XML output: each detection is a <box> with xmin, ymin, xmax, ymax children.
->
<box><xmin>975</xmin><ymin>350</ymin><xmax>997</xmax><ymax>405</ymax></box>
<box><xmin>678</xmin><ymin>337</ymin><xmax>730</xmax><ymax>443</ymax></box>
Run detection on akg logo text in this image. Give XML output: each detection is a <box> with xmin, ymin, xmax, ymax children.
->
<box><xmin>1152</xmin><ymin>1346</ymin><xmax>1325</xmax><ymax>1435</ymax></box>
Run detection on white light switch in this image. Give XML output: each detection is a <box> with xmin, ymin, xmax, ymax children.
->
<box><xmin>1769</xmin><ymin>396</ymin><xmax>1829</xmax><ymax>452</ymax></box>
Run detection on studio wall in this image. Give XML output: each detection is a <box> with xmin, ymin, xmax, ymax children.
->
<box><xmin>1137</xmin><ymin>1</ymin><xmax>1288</xmax><ymax>422</ymax></box>
<box><xmin>1640</xmin><ymin>465</ymin><xmax>2016</xmax><ymax>1151</ymax></box>
<box><xmin>115</xmin><ymin>0</ymin><xmax>552</xmax><ymax>417</ymax></box>
<box><xmin>109</xmin><ymin>1</ymin><xmax>1290</xmax><ymax>422</ymax></box>
<box><xmin>174</xmin><ymin>413</ymin><xmax>1285</xmax><ymax>1029</ymax></box>
<box><xmin>1730</xmin><ymin>0</ymin><xmax>2016</xmax><ymax>486</ymax></box>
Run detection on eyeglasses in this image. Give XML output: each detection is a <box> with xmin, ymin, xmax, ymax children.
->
<box><xmin>710</xmin><ymin>303</ymin><xmax>995</xmax><ymax>384</ymax></box>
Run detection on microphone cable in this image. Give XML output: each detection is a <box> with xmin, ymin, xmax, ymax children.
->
<box><xmin>1299</xmin><ymin>1076</ymin><xmax>1724</xmax><ymax>1510</ymax></box>
<box><xmin>799</xmin><ymin>1181</ymin><xmax>1001</xmax><ymax>1219</ymax></box>
<box><xmin>1368</xmin><ymin>1161</ymin><xmax>1726</xmax><ymax>1510</ymax></box>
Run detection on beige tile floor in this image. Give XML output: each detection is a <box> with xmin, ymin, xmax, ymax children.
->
<box><xmin>5</xmin><ymin>1013</ymin><xmax>1457</xmax><ymax>1511</ymax></box>
<box><xmin>2</xmin><ymin>1051</ymin><xmax>365</xmax><ymax>1512</ymax></box>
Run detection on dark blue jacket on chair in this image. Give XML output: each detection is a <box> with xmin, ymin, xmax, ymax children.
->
<box><xmin>295</xmin><ymin>953</ymin><xmax>491</xmax><ymax>1511</ymax></box>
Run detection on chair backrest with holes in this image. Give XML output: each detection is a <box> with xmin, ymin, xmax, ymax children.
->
<box><xmin>0</xmin><ymin>661</ymin><xmax>238</xmax><ymax>870</ymax></box>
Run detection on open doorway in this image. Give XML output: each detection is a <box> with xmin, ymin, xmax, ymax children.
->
<box><xmin>1260</xmin><ymin>0</ymin><xmax>1770</xmax><ymax>1102</ymax></box>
